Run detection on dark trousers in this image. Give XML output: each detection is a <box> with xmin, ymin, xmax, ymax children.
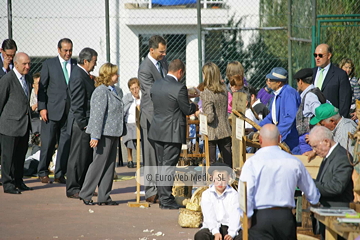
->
<box><xmin>0</xmin><ymin>132</ymin><xmax>29</xmax><ymax>191</ymax></box>
<box><xmin>140</xmin><ymin>114</ymin><xmax>157</xmax><ymax>199</ymax></box>
<box><xmin>152</xmin><ymin>140</ymin><xmax>181</xmax><ymax>204</ymax></box>
<box><xmin>66</xmin><ymin>122</ymin><xmax>93</xmax><ymax>196</ymax></box>
<box><xmin>194</xmin><ymin>225</ymin><xmax>242</xmax><ymax>240</ymax></box>
<box><xmin>209</xmin><ymin>137</ymin><xmax>232</xmax><ymax>168</ymax></box>
<box><xmin>38</xmin><ymin>114</ymin><xmax>70</xmax><ymax>178</ymax></box>
<box><xmin>249</xmin><ymin>208</ymin><xmax>297</xmax><ymax>240</ymax></box>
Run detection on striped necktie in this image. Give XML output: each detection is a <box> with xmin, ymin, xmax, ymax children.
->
<box><xmin>157</xmin><ymin>61</ymin><xmax>164</xmax><ymax>78</ymax></box>
<box><xmin>20</xmin><ymin>76</ymin><xmax>28</xmax><ymax>97</ymax></box>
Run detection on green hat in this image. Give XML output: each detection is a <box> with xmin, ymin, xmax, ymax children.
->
<box><xmin>310</xmin><ymin>103</ymin><xmax>338</xmax><ymax>125</ymax></box>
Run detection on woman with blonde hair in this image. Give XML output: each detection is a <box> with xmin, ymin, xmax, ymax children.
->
<box><xmin>79</xmin><ymin>63</ymin><xmax>124</xmax><ymax>206</ymax></box>
<box><xmin>201</xmin><ymin>62</ymin><xmax>232</xmax><ymax>167</ymax></box>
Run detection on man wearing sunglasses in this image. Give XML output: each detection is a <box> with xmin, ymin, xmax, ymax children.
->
<box><xmin>312</xmin><ymin>43</ymin><xmax>351</xmax><ymax>118</ymax></box>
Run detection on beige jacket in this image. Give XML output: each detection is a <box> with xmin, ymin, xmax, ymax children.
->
<box><xmin>200</xmin><ymin>88</ymin><xmax>231</xmax><ymax>141</ymax></box>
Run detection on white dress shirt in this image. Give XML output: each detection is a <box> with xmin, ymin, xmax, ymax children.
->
<box><xmin>200</xmin><ymin>184</ymin><xmax>241</xmax><ymax>238</ymax></box>
<box><xmin>239</xmin><ymin>145</ymin><xmax>320</xmax><ymax>217</ymax></box>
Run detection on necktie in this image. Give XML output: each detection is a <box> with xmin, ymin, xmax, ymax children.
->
<box><xmin>157</xmin><ymin>61</ymin><xmax>164</xmax><ymax>78</ymax></box>
<box><xmin>271</xmin><ymin>94</ymin><xmax>278</xmax><ymax>125</ymax></box>
<box><xmin>20</xmin><ymin>76</ymin><xmax>28</xmax><ymax>97</ymax></box>
<box><xmin>316</xmin><ymin>68</ymin><xmax>324</xmax><ymax>89</ymax></box>
<box><xmin>112</xmin><ymin>87</ymin><xmax>118</xmax><ymax>96</ymax></box>
<box><xmin>316</xmin><ymin>157</ymin><xmax>327</xmax><ymax>181</ymax></box>
<box><xmin>62</xmin><ymin>61</ymin><xmax>69</xmax><ymax>84</ymax></box>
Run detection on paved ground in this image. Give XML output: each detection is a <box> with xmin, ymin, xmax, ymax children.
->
<box><xmin>1</xmin><ymin>142</ymin><xmax>199</xmax><ymax>240</ymax></box>
<box><xmin>0</xmin><ymin>164</ymin><xmax>198</xmax><ymax>240</ymax></box>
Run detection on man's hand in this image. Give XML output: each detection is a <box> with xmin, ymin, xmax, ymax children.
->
<box><xmin>351</xmin><ymin>112</ymin><xmax>358</xmax><ymax>121</ymax></box>
<box><xmin>31</xmin><ymin>103</ymin><xmax>38</xmax><ymax>112</ymax></box>
<box><xmin>310</xmin><ymin>202</ymin><xmax>322</xmax><ymax>208</ymax></box>
<box><xmin>303</xmin><ymin>150</ymin><xmax>316</xmax><ymax>163</ymax></box>
<box><xmin>214</xmin><ymin>233</ymin><xmax>222</xmax><ymax>240</ymax></box>
<box><xmin>223</xmin><ymin>234</ymin><xmax>233</xmax><ymax>240</ymax></box>
<box><xmin>40</xmin><ymin>109</ymin><xmax>48</xmax><ymax>122</ymax></box>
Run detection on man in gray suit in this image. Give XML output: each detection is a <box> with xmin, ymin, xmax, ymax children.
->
<box><xmin>38</xmin><ymin>38</ymin><xmax>76</xmax><ymax>184</ymax></box>
<box><xmin>66</xmin><ymin>48</ymin><xmax>97</xmax><ymax>199</ymax></box>
<box><xmin>149</xmin><ymin>59</ymin><xmax>196</xmax><ymax>209</ymax></box>
<box><xmin>308</xmin><ymin>126</ymin><xmax>353</xmax><ymax>240</ymax></box>
<box><xmin>0</xmin><ymin>52</ymin><xmax>32</xmax><ymax>194</ymax></box>
<box><xmin>138</xmin><ymin>35</ymin><xmax>169</xmax><ymax>203</ymax></box>
<box><xmin>0</xmin><ymin>39</ymin><xmax>17</xmax><ymax>79</ymax></box>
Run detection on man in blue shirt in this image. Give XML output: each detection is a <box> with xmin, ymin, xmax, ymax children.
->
<box><xmin>259</xmin><ymin>67</ymin><xmax>301</xmax><ymax>151</ymax></box>
<box><xmin>240</xmin><ymin>124</ymin><xmax>320</xmax><ymax>240</ymax></box>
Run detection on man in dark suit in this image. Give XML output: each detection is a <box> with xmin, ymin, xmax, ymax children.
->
<box><xmin>37</xmin><ymin>38</ymin><xmax>76</xmax><ymax>184</ymax></box>
<box><xmin>0</xmin><ymin>39</ymin><xmax>17</xmax><ymax>79</ymax></box>
<box><xmin>66</xmin><ymin>48</ymin><xmax>97</xmax><ymax>199</ymax></box>
<box><xmin>0</xmin><ymin>52</ymin><xmax>32</xmax><ymax>194</ymax></box>
<box><xmin>308</xmin><ymin>125</ymin><xmax>353</xmax><ymax>240</ymax></box>
<box><xmin>149</xmin><ymin>59</ymin><xmax>196</xmax><ymax>209</ymax></box>
<box><xmin>138</xmin><ymin>35</ymin><xmax>169</xmax><ymax>203</ymax></box>
<box><xmin>312</xmin><ymin>43</ymin><xmax>351</xmax><ymax>118</ymax></box>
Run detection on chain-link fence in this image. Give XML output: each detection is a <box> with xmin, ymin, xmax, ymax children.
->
<box><xmin>1</xmin><ymin>0</ymin><xmax>359</xmax><ymax>93</ymax></box>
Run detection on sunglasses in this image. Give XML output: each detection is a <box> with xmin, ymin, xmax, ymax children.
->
<box><xmin>313</xmin><ymin>53</ymin><xmax>324</xmax><ymax>58</ymax></box>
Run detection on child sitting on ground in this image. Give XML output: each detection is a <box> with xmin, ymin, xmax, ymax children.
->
<box><xmin>194</xmin><ymin>162</ymin><xmax>242</xmax><ymax>240</ymax></box>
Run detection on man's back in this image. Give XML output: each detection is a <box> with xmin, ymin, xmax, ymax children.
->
<box><xmin>240</xmin><ymin>146</ymin><xmax>319</xmax><ymax>215</ymax></box>
<box><xmin>149</xmin><ymin>75</ymin><xmax>195</xmax><ymax>144</ymax></box>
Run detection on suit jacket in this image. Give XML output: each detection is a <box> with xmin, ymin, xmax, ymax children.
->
<box><xmin>67</xmin><ymin>65</ymin><xmax>95</xmax><ymax>134</ymax></box>
<box><xmin>315</xmin><ymin>144</ymin><xmax>354</xmax><ymax>207</ymax></box>
<box><xmin>86</xmin><ymin>84</ymin><xmax>124</xmax><ymax>139</ymax></box>
<box><xmin>0</xmin><ymin>57</ymin><xmax>13</xmax><ymax>79</ymax></box>
<box><xmin>38</xmin><ymin>57</ymin><xmax>77</xmax><ymax>121</ymax></box>
<box><xmin>259</xmin><ymin>84</ymin><xmax>301</xmax><ymax>150</ymax></box>
<box><xmin>138</xmin><ymin>55</ymin><xmax>168</xmax><ymax>122</ymax></box>
<box><xmin>0</xmin><ymin>70</ymin><xmax>31</xmax><ymax>137</ymax></box>
<box><xmin>313</xmin><ymin>64</ymin><xmax>351</xmax><ymax>118</ymax></box>
<box><xmin>200</xmin><ymin>88</ymin><xmax>232</xmax><ymax>141</ymax></box>
<box><xmin>149</xmin><ymin>75</ymin><xmax>196</xmax><ymax>144</ymax></box>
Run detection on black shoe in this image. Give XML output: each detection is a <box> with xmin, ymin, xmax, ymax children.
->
<box><xmin>4</xmin><ymin>188</ymin><xmax>22</xmax><ymax>194</ymax></box>
<box><xmin>82</xmin><ymin>199</ymin><xmax>96</xmax><ymax>205</ymax></box>
<box><xmin>127</xmin><ymin>161</ymin><xmax>135</xmax><ymax>168</ymax></box>
<box><xmin>159</xmin><ymin>201</ymin><xmax>181</xmax><ymax>209</ymax></box>
<box><xmin>16</xmin><ymin>182</ymin><xmax>33</xmax><ymax>191</ymax></box>
<box><xmin>98</xmin><ymin>201</ymin><xmax>119</xmax><ymax>206</ymax></box>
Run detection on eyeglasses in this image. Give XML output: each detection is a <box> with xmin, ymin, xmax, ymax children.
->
<box><xmin>313</xmin><ymin>53</ymin><xmax>324</xmax><ymax>58</ymax></box>
<box><xmin>2</xmin><ymin>51</ymin><xmax>15</xmax><ymax>59</ymax></box>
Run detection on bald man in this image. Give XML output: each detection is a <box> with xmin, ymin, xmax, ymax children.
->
<box><xmin>0</xmin><ymin>52</ymin><xmax>32</xmax><ymax>194</ymax></box>
<box><xmin>239</xmin><ymin>124</ymin><xmax>320</xmax><ymax>240</ymax></box>
<box><xmin>312</xmin><ymin>43</ymin><xmax>351</xmax><ymax>118</ymax></box>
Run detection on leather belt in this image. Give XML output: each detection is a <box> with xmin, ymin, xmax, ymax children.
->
<box><xmin>269</xmin><ymin>207</ymin><xmax>292</xmax><ymax>210</ymax></box>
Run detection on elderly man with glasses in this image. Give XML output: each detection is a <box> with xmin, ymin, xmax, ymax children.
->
<box><xmin>312</xmin><ymin>43</ymin><xmax>352</xmax><ymax>118</ymax></box>
<box><xmin>308</xmin><ymin>125</ymin><xmax>353</xmax><ymax>240</ymax></box>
